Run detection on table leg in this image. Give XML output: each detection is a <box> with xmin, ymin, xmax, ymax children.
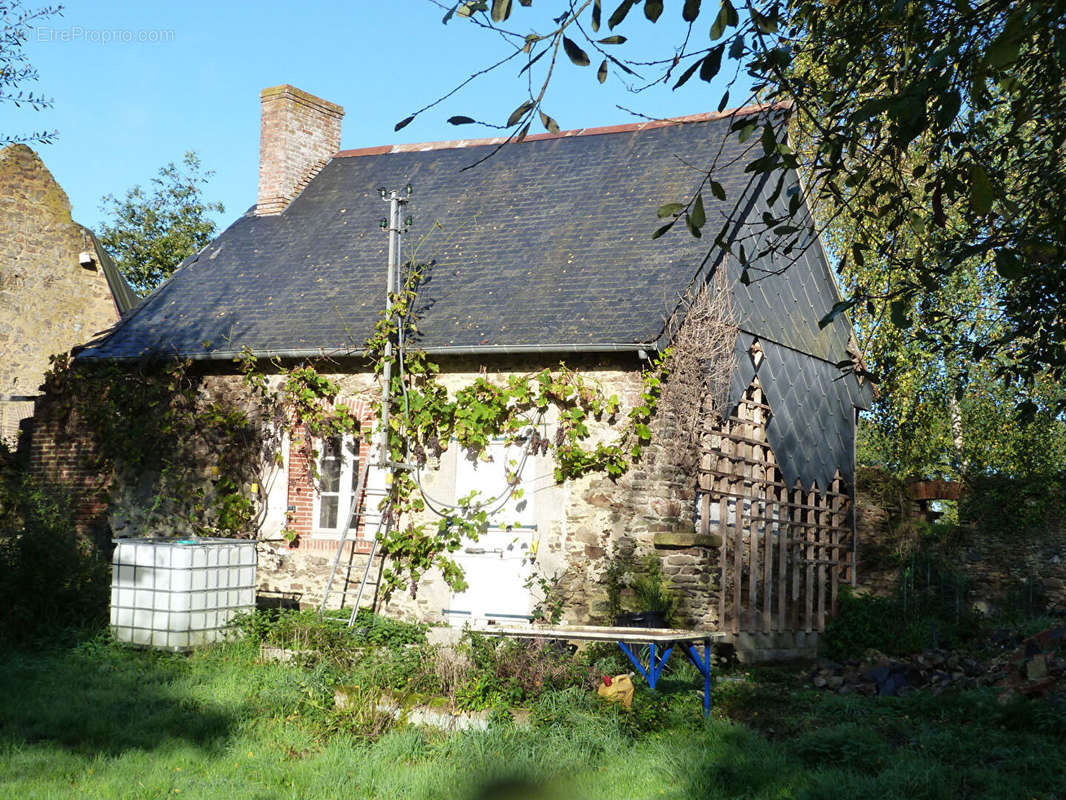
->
<box><xmin>685</xmin><ymin>637</ymin><xmax>713</xmax><ymax>717</ymax></box>
<box><xmin>617</xmin><ymin>641</ymin><xmax>650</xmax><ymax>684</ymax></box>
<box><xmin>616</xmin><ymin>641</ymin><xmax>673</xmax><ymax>690</ymax></box>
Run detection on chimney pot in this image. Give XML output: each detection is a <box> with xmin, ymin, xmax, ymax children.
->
<box><xmin>256</xmin><ymin>85</ymin><xmax>344</xmax><ymax>216</ymax></box>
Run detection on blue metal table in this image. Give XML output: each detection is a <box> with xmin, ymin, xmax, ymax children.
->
<box><xmin>470</xmin><ymin>624</ymin><xmax>728</xmax><ymax>716</ymax></box>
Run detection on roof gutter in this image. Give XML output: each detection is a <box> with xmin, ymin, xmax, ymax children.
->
<box><xmin>75</xmin><ymin>342</ymin><xmax>652</xmax><ymax>363</ymax></box>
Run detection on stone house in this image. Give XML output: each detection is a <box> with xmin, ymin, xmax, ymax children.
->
<box><xmin>0</xmin><ymin>144</ymin><xmax>138</xmax><ymax>446</ymax></box>
<box><xmin>65</xmin><ymin>85</ymin><xmax>872</xmax><ymax>643</ymax></box>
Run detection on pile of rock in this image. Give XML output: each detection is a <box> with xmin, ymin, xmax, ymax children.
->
<box><xmin>808</xmin><ymin>624</ymin><xmax>1064</xmax><ymax>699</ymax></box>
<box><xmin>994</xmin><ymin>624</ymin><xmax>1064</xmax><ymax>700</ymax></box>
<box><xmin>810</xmin><ymin>648</ymin><xmax>988</xmax><ymax>697</ymax></box>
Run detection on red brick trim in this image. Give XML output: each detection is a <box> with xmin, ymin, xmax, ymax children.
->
<box><xmin>286</xmin><ymin>395</ymin><xmax>376</xmax><ymax>542</ymax></box>
<box><xmin>335</xmin><ymin>103</ymin><xmax>787</xmax><ymax>159</ymax></box>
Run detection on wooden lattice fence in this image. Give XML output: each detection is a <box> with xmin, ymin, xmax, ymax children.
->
<box><xmin>696</xmin><ymin>376</ymin><xmax>853</xmax><ymax>634</ymax></box>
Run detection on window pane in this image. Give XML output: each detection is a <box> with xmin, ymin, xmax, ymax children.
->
<box><xmin>320</xmin><ymin>442</ymin><xmax>341</xmax><ymax>493</ymax></box>
<box><xmin>316</xmin><ymin>432</ymin><xmax>362</xmax><ymax>533</ymax></box>
<box><xmin>319</xmin><ymin>496</ymin><xmax>338</xmax><ymax>529</ymax></box>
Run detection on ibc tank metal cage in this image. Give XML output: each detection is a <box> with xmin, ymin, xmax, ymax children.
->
<box><xmin>110</xmin><ymin>538</ymin><xmax>257</xmax><ymax>650</ymax></box>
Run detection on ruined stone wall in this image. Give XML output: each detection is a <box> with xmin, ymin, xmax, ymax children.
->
<box><xmin>853</xmin><ymin>470</ymin><xmax>914</xmax><ymax>598</ymax></box>
<box><xmin>961</xmin><ymin>520</ymin><xmax>1066</xmax><ymax>611</ymax></box>
<box><xmin>0</xmin><ymin>145</ymin><xmax>122</xmax><ymax>393</ymax></box>
<box><xmin>853</xmin><ymin>468</ymin><xmax>1066</xmax><ymax>611</ymax></box>
<box><xmin>0</xmin><ymin>145</ymin><xmax>122</xmax><ymax>445</ymax></box>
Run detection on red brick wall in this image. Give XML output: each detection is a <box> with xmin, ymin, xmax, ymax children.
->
<box><xmin>257</xmin><ymin>85</ymin><xmax>343</xmax><ymax>216</ymax></box>
<box><xmin>25</xmin><ymin>398</ymin><xmax>110</xmax><ymax>544</ymax></box>
<box><xmin>284</xmin><ymin>396</ymin><xmax>375</xmax><ymax>551</ymax></box>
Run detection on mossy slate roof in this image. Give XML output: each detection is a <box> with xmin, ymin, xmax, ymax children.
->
<box><xmin>78</xmin><ymin>108</ymin><xmax>874</xmax><ymax>489</ymax></box>
<box><xmin>78</xmin><ymin>108</ymin><xmax>856</xmax><ymax>367</ymax></box>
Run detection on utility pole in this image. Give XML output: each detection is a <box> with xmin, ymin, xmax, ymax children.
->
<box><xmin>342</xmin><ymin>185</ymin><xmax>412</xmax><ymax>627</ymax></box>
<box><xmin>378</xmin><ymin>184</ymin><xmax>411</xmax><ymax>468</ymax></box>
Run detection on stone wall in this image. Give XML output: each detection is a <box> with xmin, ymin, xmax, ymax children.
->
<box><xmin>959</xmin><ymin>508</ymin><xmax>1066</xmax><ymax>612</ymax></box>
<box><xmin>160</xmin><ymin>357</ymin><xmax>725</xmax><ymax>627</ymax></box>
<box><xmin>0</xmin><ymin>144</ymin><xmax>123</xmax><ymax>445</ymax></box>
<box><xmin>853</xmin><ymin>470</ymin><xmax>912</xmax><ymax>598</ymax></box>
<box><xmin>35</xmin><ymin>354</ymin><xmax>757</xmax><ymax>629</ymax></box>
<box><xmin>853</xmin><ymin>468</ymin><xmax>1066</xmax><ymax>611</ymax></box>
<box><xmin>27</xmin><ymin>393</ymin><xmax>110</xmax><ymax>547</ymax></box>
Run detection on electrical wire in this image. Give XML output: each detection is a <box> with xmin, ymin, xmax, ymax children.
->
<box><xmin>392</xmin><ymin>258</ymin><xmax>539</xmax><ymax>523</ymax></box>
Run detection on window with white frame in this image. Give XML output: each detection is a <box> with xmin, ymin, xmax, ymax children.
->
<box><xmin>313</xmin><ymin>431</ymin><xmax>363</xmax><ymax>535</ymax></box>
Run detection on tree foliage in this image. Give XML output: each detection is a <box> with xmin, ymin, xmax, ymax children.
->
<box><xmin>416</xmin><ymin>0</ymin><xmax>1066</xmax><ymax>408</ymax></box>
<box><xmin>97</xmin><ymin>151</ymin><xmax>224</xmax><ymax>294</ymax></box>
<box><xmin>0</xmin><ymin>1</ymin><xmax>61</xmax><ymax>145</ymax></box>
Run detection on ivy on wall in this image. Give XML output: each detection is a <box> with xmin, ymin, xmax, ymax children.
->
<box><xmin>41</xmin><ymin>263</ymin><xmax>672</xmax><ymax>598</ymax></box>
<box><xmin>365</xmin><ymin>263</ymin><xmax>671</xmax><ymax>599</ymax></box>
<box><xmin>40</xmin><ymin>351</ymin><xmax>357</xmax><ymax>540</ymax></box>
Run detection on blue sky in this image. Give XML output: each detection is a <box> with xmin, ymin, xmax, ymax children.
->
<box><xmin>5</xmin><ymin>1</ymin><xmax>749</xmax><ymax>232</ymax></box>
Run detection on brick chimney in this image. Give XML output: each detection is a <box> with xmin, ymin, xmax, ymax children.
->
<box><xmin>256</xmin><ymin>85</ymin><xmax>344</xmax><ymax>216</ymax></box>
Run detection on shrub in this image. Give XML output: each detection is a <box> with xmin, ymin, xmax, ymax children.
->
<box><xmin>450</xmin><ymin>633</ymin><xmax>588</xmax><ymax>710</ymax></box>
<box><xmin>233</xmin><ymin>607</ymin><xmax>427</xmax><ymax>662</ymax></box>
<box><xmin>824</xmin><ymin>519</ymin><xmax>988</xmax><ymax>659</ymax></box>
<box><xmin>0</xmin><ymin>444</ymin><xmax>110</xmax><ymax>643</ymax></box>
<box><xmin>822</xmin><ymin>589</ymin><xmax>899</xmax><ymax>660</ymax></box>
<box><xmin>604</xmin><ymin>546</ymin><xmax>679</xmax><ymax>626</ymax></box>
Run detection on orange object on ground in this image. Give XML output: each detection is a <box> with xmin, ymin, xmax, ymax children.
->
<box><xmin>597</xmin><ymin>673</ymin><xmax>634</xmax><ymax>708</ymax></box>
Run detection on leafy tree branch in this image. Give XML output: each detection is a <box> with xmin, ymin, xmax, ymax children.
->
<box><xmin>412</xmin><ymin>0</ymin><xmax>1066</xmax><ymax>410</ymax></box>
<box><xmin>0</xmin><ymin>1</ymin><xmax>61</xmax><ymax>145</ymax></box>
<box><xmin>98</xmin><ymin>151</ymin><xmax>224</xmax><ymax>295</ymax></box>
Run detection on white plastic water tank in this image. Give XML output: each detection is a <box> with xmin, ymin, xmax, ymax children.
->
<box><xmin>110</xmin><ymin>538</ymin><xmax>256</xmax><ymax>650</ymax></box>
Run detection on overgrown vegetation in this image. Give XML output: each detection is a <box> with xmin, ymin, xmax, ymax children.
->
<box><xmin>364</xmin><ymin>260</ymin><xmax>673</xmax><ymax>599</ymax></box>
<box><xmin>0</xmin><ymin>443</ymin><xmax>109</xmax><ymax>643</ymax></box>
<box><xmin>963</xmin><ymin>471</ymin><xmax>1066</xmax><ymax>545</ymax></box>
<box><xmin>837</xmin><ymin>465</ymin><xmax>1065</xmax><ymax>660</ymax></box>
<box><xmin>0</xmin><ymin>620</ymin><xmax>1062</xmax><ymax>799</ymax></box>
<box><xmin>234</xmin><ymin>608</ymin><xmax>618</xmax><ymax>714</ymax></box>
<box><xmin>38</xmin><ymin>351</ymin><xmax>360</xmax><ymax>541</ymax></box>
<box><xmin>604</xmin><ymin>545</ymin><xmax>679</xmax><ymax>627</ymax></box>
<box><xmin>824</xmin><ymin>514</ymin><xmax>1058</xmax><ymax>662</ymax></box>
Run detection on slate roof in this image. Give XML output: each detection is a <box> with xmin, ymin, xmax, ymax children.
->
<box><xmin>77</xmin><ymin>106</ymin><xmax>856</xmax><ymax>368</ymax></box>
<box><xmin>730</xmin><ymin>333</ymin><xmax>870</xmax><ymax>491</ymax></box>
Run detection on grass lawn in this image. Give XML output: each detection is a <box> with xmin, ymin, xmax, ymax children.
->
<box><xmin>1</xmin><ymin>632</ymin><xmax>1063</xmax><ymax>800</ymax></box>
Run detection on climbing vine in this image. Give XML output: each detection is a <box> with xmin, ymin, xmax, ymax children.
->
<box><xmin>38</xmin><ymin>263</ymin><xmax>670</xmax><ymax>598</ymax></box>
<box><xmin>41</xmin><ymin>352</ymin><xmax>267</xmax><ymax>538</ymax></box>
<box><xmin>40</xmin><ymin>349</ymin><xmax>359</xmax><ymax>541</ymax></box>
<box><xmin>365</xmin><ymin>263</ymin><xmax>671</xmax><ymax>598</ymax></box>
